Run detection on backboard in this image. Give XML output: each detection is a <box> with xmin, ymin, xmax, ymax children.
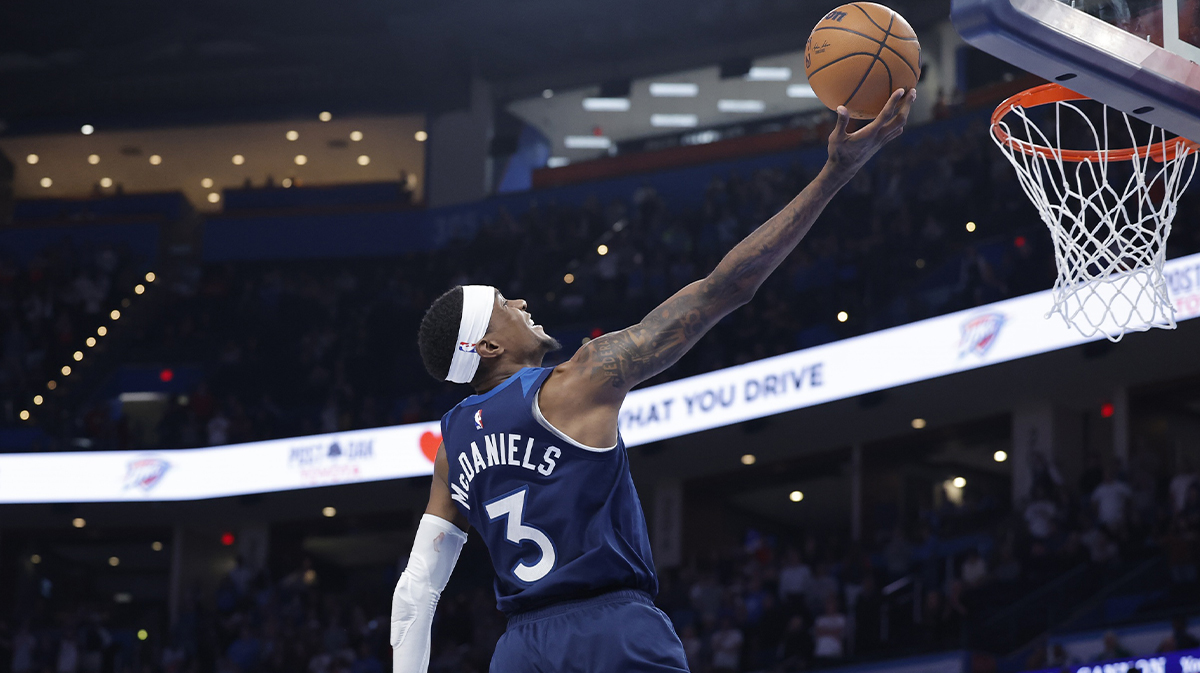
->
<box><xmin>951</xmin><ymin>0</ymin><xmax>1200</xmax><ymax>141</ymax></box>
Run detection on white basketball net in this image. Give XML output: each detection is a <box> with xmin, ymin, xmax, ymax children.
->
<box><xmin>992</xmin><ymin>100</ymin><xmax>1198</xmax><ymax>342</ymax></box>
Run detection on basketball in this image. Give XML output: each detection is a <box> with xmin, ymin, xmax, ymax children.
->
<box><xmin>805</xmin><ymin>3</ymin><xmax>921</xmax><ymax>119</ymax></box>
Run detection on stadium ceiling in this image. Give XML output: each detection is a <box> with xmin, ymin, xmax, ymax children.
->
<box><xmin>0</xmin><ymin>0</ymin><xmax>949</xmax><ymax>135</ymax></box>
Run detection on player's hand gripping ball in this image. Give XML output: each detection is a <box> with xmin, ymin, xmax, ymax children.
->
<box><xmin>805</xmin><ymin>3</ymin><xmax>921</xmax><ymax>119</ymax></box>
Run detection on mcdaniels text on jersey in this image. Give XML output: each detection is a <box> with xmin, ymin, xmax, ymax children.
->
<box><xmin>449</xmin><ymin>432</ymin><xmax>561</xmax><ymax>509</ymax></box>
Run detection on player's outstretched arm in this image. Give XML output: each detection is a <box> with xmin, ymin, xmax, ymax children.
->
<box><xmin>561</xmin><ymin>88</ymin><xmax>916</xmax><ymax>405</ymax></box>
<box><xmin>390</xmin><ymin>445</ymin><xmax>469</xmax><ymax>672</ymax></box>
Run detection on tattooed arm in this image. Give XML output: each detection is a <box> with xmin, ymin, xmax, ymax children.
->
<box><xmin>540</xmin><ymin>89</ymin><xmax>912</xmax><ymax>446</ymax></box>
<box><xmin>541</xmin><ymin>89</ymin><xmax>914</xmax><ymax>444</ymax></box>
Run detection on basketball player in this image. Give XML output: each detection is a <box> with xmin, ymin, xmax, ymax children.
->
<box><xmin>392</xmin><ymin>88</ymin><xmax>916</xmax><ymax>672</ymax></box>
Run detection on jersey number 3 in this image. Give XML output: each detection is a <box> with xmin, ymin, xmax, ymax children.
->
<box><xmin>485</xmin><ymin>487</ymin><xmax>556</xmax><ymax>583</ymax></box>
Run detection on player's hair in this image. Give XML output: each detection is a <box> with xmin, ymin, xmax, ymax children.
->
<box><xmin>418</xmin><ymin>286</ymin><xmax>464</xmax><ymax>382</ymax></box>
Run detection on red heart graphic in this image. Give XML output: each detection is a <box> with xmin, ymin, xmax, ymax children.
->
<box><xmin>419</xmin><ymin>431</ymin><xmax>442</xmax><ymax>463</ymax></box>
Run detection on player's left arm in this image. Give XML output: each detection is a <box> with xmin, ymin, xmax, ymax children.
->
<box><xmin>390</xmin><ymin>444</ymin><xmax>469</xmax><ymax>672</ymax></box>
<box><xmin>558</xmin><ymin>89</ymin><xmax>916</xmax><ymax>407</ymax></box>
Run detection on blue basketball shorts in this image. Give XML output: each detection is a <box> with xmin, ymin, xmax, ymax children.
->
<box><xmin>489</xmin><ymin>589</ymin><xmax>690</xmax><ymax>673</ymax></box>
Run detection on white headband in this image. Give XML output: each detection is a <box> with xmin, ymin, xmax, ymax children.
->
<box><xmin>445</xmin><ymin>285</ymin><xmax>496</xmax><ymax>384</ymax></box>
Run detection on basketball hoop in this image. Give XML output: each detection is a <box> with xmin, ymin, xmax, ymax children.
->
<box><xmin>991</xmin><ymin>83</ymin><xmax>1199</xmax><ymax>342</ymax></box>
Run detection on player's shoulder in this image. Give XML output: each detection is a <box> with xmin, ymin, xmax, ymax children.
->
<box><xmin>447</xmin><ymin>367</ymin><xmax>552</xmax><ymax>416</ymax></box>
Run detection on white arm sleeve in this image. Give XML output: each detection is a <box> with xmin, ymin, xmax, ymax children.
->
<box><xmin>391</xmin><ymin>513</ymin><xmax>468</xmax><ymax>672</ymax></box>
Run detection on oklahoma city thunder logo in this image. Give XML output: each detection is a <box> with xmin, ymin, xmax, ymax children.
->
<box><xmin>959</xmin><ymin>313</ymin><xmax>1006</xmax><ymax>358</ymax></box>
<box><xmin>474</xmin><ymin>409</ymin><xmax>484</xmax><ymax>430</ymax></box>
<box><xmin>123</xmin><ymin>458</ymin><xmax>170</xmax><ymax>491</ymax></box>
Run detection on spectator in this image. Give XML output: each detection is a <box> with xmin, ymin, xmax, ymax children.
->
<box><xmin>227</xmin><ymin>626</ymin><xmax>261</xmax><ymax>673</ymax></box>
<box><xmin>960</xmin><ymin>549</ymin><xmax>989</xmax><ymax>590</ymax></box>
<box><xmin>11</xmin><ymin>622</ymin><xmax>34</xmax><ymax>673</ymax></box>
<box><xmin>349</xmin><ymin>643</ymin><xmax>382</xmax><ymax>673</ymax></box>
<box><xmin>813</xmin><ymin>596</ymin><xmax>847</xmax><ymax>661</ymax></box>
<box><xmin>678</xmin><ymin>625</ymin><xmax>703</xmax><ymax>672</ymax></box>
<box><xmin>1157</xmin><ymin>615</ymin><xmax>1200</xmax><ymax>653</ymax></box>
<box><xmin>1095</xmin><ymin>631</ymin><xmax>1132</xmax><ymax>662</ymax></box>
<box><xmin>1025</xmin><ymin>484</ymin><xmax>1060</xmax><ymax>541</ymax></box>
<box><xmin>1092</xmin><ymin>465</ymin><xmax>1134</xmax><ymax>537</ymax></box>
<box><xmin>1171</xmin><ymin>459</ymin><xmax>1198</xmax><ymax>515</ymax></box>
<box><xmin>778</xmin><ymin>615</ymin><xmax>814</xmax><ymax>671</ymax></box>
<box><xmin>710</xmin><ymin>616</ymin><xmax>744</xmax><ymax>672</ymax></box>
<box><xmin>1081</xmin><ymin>515</ymin><xmax>1122</xmax><ymax>566</ymax></box>
<box><xmin>778</xmin><ymin>549</ymin><xmax>812</xmax><ymax>612</ymax></box>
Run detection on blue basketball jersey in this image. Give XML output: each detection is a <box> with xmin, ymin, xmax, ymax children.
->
<box><xmin>441</xmin><ymin>366</ymin><xmax>658</xmax><ymax>615</ymax></box>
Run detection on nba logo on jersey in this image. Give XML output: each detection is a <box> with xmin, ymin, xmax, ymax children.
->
<box><xmin>474</xmin><ymin>409</ymin><xmax>484</xmax><ymax>430</ymax></box>
<box><xmin>458</xmin><ymin>341</ymin><xmax>477</xmax><ymax>353</ymax></box>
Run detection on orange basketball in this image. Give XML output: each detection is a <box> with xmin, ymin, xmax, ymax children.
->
<box><xmin>804</xmin><ymin>3</ymin><xmax>921</xmax><ymax>119</ymax></box>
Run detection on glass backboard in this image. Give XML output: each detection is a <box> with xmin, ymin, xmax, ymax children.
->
<box><xmin>952</xmin><ymin>0</ymin><xmax>1200</xmax><ymax>140</ymax></box>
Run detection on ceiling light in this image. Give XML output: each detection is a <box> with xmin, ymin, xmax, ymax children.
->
<box><xmin>137</xmin><ymin>630</ymin><xmax>148</xmax><ymax>641</ymax></box>
<box><xmin>741</xmin><ymin>454</ymin><xmax>757</xmax><ymax>465</ymax></box>
<box><xmin>108</xmin><ymin>556</ymin><xmax>120</xmax><ymax>567</ymax></box>
<box><xmin>73</xmin><ymin>351</ymin><xmax>83</xmax><ymax>362</ymax></box>
<box><xmin>47</xmin><ymin>381</ymin><xmax>57</xmax><ymax>390</ymax></box>
<box><xmin>81</xmin><ymin>124</ymin><xmax>94</xmax><ymax>135</ymax></box>
<box><xmin>952</xmin><ymin>477</ymin><xmax>967</xmax><ymax>488</ymax></box>
<box><xmin>31</xmin><ymin>554</ymin><xmax>41</xmax><ymax>564</ymax></box>
<box><xmin>110</xmin><ymin>310</ymin><xmax>120</xmax><ymax>320</ymax></box>
<box><xmin>356</xmin><ymin>155</ymin><xmax>370</xmax><ymax>166</ymax></box>
<box><xmin>319</xmin><ymin>111</ymin><xmax>332</xmax><ymax>122</ymax></box>
<box><xmin>994</xmin><ymin>450</ymin><xmax>1008</xmax><ymax>462</ymax></box>
<box><xmin>564</xmin><ymin>273</ymin><xmax>575</xmax><ymax>284</ymax></box>
<box><xmin>149</xmin><ymin>155</ymin><xmax>162</xmax><ymax>165</ymax></box>
<box><xmin>597</xmin><ymin>244</ymin><xmax>609</xmax><ymax>255</ymax></box>
<box><xmin>100</xmin><ymin>177</ymin><xmax>113</xmax><ymax>188</ymax></box>
<box><xmin>33</xmin><ymin>395</ymin><xmax>43</xmax><ymax>405</ymax></box>
<box><xmin>542</xmin><ymin>89</ymin><xmax>554</xmax><ymax>98</ymax></box>
<box><xmin>649</xmin><ymin>82</ymin><xmax>698</xmax><ymax>97</ymax></box>
<box><xmin>837</xmin><ymin>311</ymin><xmax>849</xmax><ymax>322</ymax></box>
<box><xmin>207</xmin><ymin>193</ymin><xmax>220</xmax><ymax>203</ymax></box>
<box><xmin>201</xmin><ymin>178</ymin><xmax>213</xmax><ymax>188</ymax></box>
<box><xmin>350</xmin><ymin>131</ymin><xmax>363</xmax><ymax>141</ymax></box>
<box><xmin>787</xmin><ymin>84</ymin><xmax>818</xmax><ymax>98</ymax></box>
<box><xmin>134</xmin><ymin>284</ymin><xmax>145</xmax><ymax>295</ymax></box>
<box><xmin>86</xmin><ymin>337</ymin><xmax>96</xmax><ymax>347</ymax></box>
<box><xmin>916</xmin><ymin>258</ymin><xmax>926</xmax><ymax>269</ymax></box>
<box><xmin>294</xmin><ymin>155</ymin><xmax>308</xmax><ymax>165</ymax></box>
<box><xmin>746</xmin><ymin>66</ymin><xmax>792</xmax><ymax>81</ymax></box>
<box><xmin>582</xmin><ymin>97</ymin><xmax>630</xmax><ymax>112</ymax></box>
<box><xmin>26</xmin><ymin>154</ymin><xmax>38</xmax><ymax>164</ymax></box>
<box><xmin>72</xmin><ymin>517</ymin><xmax>85</xmax><ymax>528</ymax></box>
<box><xmin>414</xmin><ymin>131</ymin><xmax>428</xmax><ymax>142</ymax></box>
<box><xmin>281</xmin><ymin>178</ymin><xmax>293</xmax><ymax>188</ymax></box>
<box><xmin>40</xmin><ymin>178</ymin><xmax>52</xmax><ymax>188</ymax></box>
<box><xmin>911</xmin><ymin>418</ymin><xmax>927</xmax><ymax>429</ymax></box>
<box><xmin>718</xmin><ymin>99</ymin><xmax>766</xmax><ymax>113</ymax></box>
<box><xmin>286</xmin><ymin>130</ymin><xmax>299</xmax><ymax>141</ymax></box>
<box><xmin>322</xmin><ymin>506</ymin><xmax>337</xmax><ymax>518</ymax></box>
<box><xmin>61</xmin><ymin>365</ymin><xmax>72</xmax><ymax>376</ymax></box>
<box><xmin>650</xmin><ymin>114</ymin><xmax>699</xmax><ymax>128</ymax></box>
<box><xmin>87</xmin><ymin>154</ymin><xmax>100</xmax><ymax>165</ymax></box>
<box><xmin>19</xmin><ymin>410</ymin><xmax>29</xmax><ymax>421</ymax></box>
<box><xmin>966</xmin><ymin>221</ymin><xmax>977</xmax><ymax>232</ymax></box>
<box><xmin>546</xmin><ymin>157</ymin><xmax>570</xmax><ymax>168</ymax></box>
<box><xmin>789</xmin><ymin>490</ymin><xmax>804</xmax><ymax>502</ymax></box>
<box><xmin>564</xmin><ymin>136</ymin><xmax>611</xmax><ymax>149</ymax></box>
<box><xmin>231</xmin><ymin>154</ymin><xmax>245</xmax><ymax>165</ymax></box>
<box><xmin>145</xmin><ymin>272</ymin><xmax>155</xmax><ymax>283</ymax></box>
<box><xmin>152</xmin><ymin>541</ymin><xmax>163</xmax><ymax>551</ymax></box>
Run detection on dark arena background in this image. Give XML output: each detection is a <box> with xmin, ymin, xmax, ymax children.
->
<box><xmin>2</xmin><ymin>1</ymin><xmax>1200</xmax><ymax>672</ymax></box>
